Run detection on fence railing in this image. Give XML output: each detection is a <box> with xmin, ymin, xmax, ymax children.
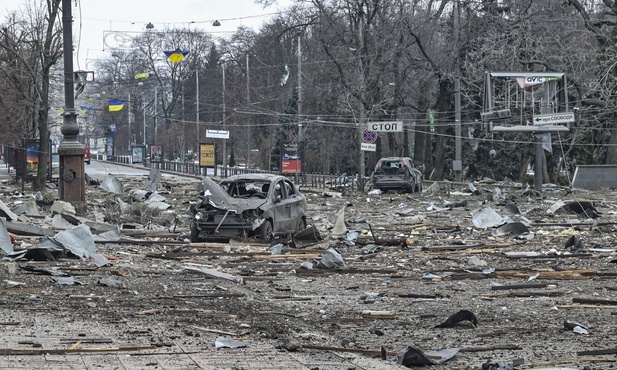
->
<box><xmin>106</xmin><ymin>156</ymin><xmax>364</xmax><ymax>193</ymax></box>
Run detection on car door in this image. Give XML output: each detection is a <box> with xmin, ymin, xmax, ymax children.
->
<box><xmin>283</xmin><ymin>179</ymin><xmax>305</xmax><ymax>231</ymax></box>
<box><xmin>270</xmin><ymin>179</ymin><xmax>290</xmax><ymax>232</ymax></box>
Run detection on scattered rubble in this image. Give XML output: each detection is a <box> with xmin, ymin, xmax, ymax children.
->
<box><xmin>1</xmin><ymin>172</ymin><xmax>617</xmax><ymax>368</ymax></box>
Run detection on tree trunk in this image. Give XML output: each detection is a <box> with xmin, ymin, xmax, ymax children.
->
<box><xmin>432</xmin><ymin>79</ymin><xmax>451</xmax><ymax>180</ymax></box>
<box><xmin>607</xmin><ymin>116</ymin><xmax>617</xmax><ymax>163</ymax></box>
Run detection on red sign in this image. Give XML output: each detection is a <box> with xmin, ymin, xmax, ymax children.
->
<box><xmin>282</xmin><ymin>159</ymin><xmax>302</xmax><ymax>173</ymax></box>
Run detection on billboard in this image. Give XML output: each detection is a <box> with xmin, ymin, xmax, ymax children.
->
<box><xmin>150</xmin><ymin>145</ymin><xmax>163</xmax><ymax>163</ymax></box>
<box><xmin>199</xmin><ymin>144</ymin><xmax>215</xmax><ymax>167</ymax></box>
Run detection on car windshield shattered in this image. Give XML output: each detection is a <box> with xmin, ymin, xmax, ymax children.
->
<box><xmin>189</xmin><ymin>174</ymin><xmax>308</xmax><ymax>242</ymax></box>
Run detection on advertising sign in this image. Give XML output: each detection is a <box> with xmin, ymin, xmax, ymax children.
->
<box><xmin>150</xmin><ymin>145</ymin><xmax>162</xmax><ymax>163</ymax></box>
<box><xmin>106</xmin><ymin>136</ymin><xmax>114</xmax><ymax>157</ymax></box>
<box><xmin>132</xmin><ymin>146</ymin><xmax>144</xmax><ymax>163</ymax></box>
<box><xmin>282</xmin><ymin>159</ymin><xmax>302</xmax><ymax>173</ymax></box>
<box><xmin>199</xmin><ymin>144</ymin><xmax>215</xmax><ymax>167</ymax></box>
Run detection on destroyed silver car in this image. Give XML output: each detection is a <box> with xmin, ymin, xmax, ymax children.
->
<box><xmin>370</xmin><ymin>156</ymin><xmax>423</xmax><ymax>193</ymax></box>
<box><xmin>189</xmin><ymin>174</ymin><xmax>308</xmax><ymax>242</ymax></box>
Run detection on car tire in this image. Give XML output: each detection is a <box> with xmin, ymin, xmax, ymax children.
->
<box><xmin>190</xmin><ymin>223</ymin><xmax>201</xmax><ymax>243</ymax></box>
<box><xmin>260</xmin><ymin>220</ymin><xmax>273</xmax><ymax>241</ymax></box>
<box><xmin>86</xmin><ymin>160</ymin><xmax>90</xmax><ymax>165</ymax></box>
<box><xmin>295</xmin><ymin>217</ymin><xmax>306</xmax><ymax>234</ymax></box>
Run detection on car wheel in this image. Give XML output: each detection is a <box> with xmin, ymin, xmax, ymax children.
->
<box><xmin>295</xmin><ymin>217</ymin><xmax>306</xmax><ymax>234</ymax></box>
<box><xmin>190</xmin><ymin>223</ymin><xmax>201</xmax><ymax>243</ymax></box>
<box><xmin>86</xmin><ymin>160</ymin><xmax>90</xmax><ymax>165</ymax></box>
<box><xmin>260</xmin><ymin>220</ymin><xmax>273</xmax><ymax>241</ymax></box>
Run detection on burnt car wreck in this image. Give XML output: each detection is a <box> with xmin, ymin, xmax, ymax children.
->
<box><xmin>189</xmin><ymin>174</ymin><xmax>308</xmax><ymax>242</ymax></box>
<box><xmin>370</xmin><ymin>156</ymin><xmax>423</xmax><ymax>193</ymax></box>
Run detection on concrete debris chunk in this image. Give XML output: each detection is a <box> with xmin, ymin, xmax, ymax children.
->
<box><xmin>11</xmin><ymin>201</ymin><xmax>40</xmax><ymax>216</ymax></box>
<box><xmin>50</xmin><ymin>201</ymin><xmax>76</xmax><ymax>216</ymax></box>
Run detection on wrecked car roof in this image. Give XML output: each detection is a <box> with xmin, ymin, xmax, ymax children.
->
<box><xmin>200</xmin><ymin>176</ymin><xmax>268</xmax><ymax>210</ymax></box>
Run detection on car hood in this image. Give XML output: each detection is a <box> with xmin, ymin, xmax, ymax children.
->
<box><xmin>199</xmin><ymin>177</ymin><xmax>267</xmax><ymax>211</ymax></box>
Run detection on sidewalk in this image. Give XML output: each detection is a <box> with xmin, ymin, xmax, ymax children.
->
<box><xmin>0</xmin><ymin>159</ymin><xmax>13</xmax><ymax>181</ymax></box>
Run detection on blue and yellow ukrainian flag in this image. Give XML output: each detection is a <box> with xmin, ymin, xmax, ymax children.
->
<box><xmin>164</xmin><ymin>48</ymin><xmax>189</xmax><ymax>63</ymax></box>
<box><xmin>108</xmin><ymin>99</ymin><xmax>125</xmax><ymax>112</ymax></box>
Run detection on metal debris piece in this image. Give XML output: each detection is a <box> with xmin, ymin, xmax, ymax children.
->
<box><xmin>0</xmin><ymin>218</ymin><xmax>14</xmax><ymax>255</ymax></box>
<box><xmin>434</xmin><ymin>310</ymin><xmax>478</xmax><ymax>328</ymax></box>
<box><xmin>50</xmin><ymin>225</ymin><xmax>111</xmax><ymax>267</ymax></box>
<box><xmin>99</xmin><ymin>175</ymin><xmax>123</xmax><ymax>194</ymax></box>
<box><xmin>55</xmin><ymin>277</ymin><xmax>83</xmax><ymax>286</ymax></box>
<box><xmin>331</xmin><ymin>205</ymin><xmax>348</xmax><ymax>237</ymax></box>
<box><xmin>482</xmin><ymin>358</ymin><xmax>524</xmax><ymax>370</ymax></box>
<box><xmin>98</xmin><ymin>277</ymin><xmax>127</xmax><ymax>288</ymax></box>
<box><xmin>0</xmin><ymin>199</ymin><xmax>18</xmax><ymax>221</ymax></box>
<box><xmin>564</xmin><ymin>235</ymin><xmax>584</xmax><ymax>251</ymax></box>
<box><xmin>294</xmin><ymin>224</ymin><xmax>322</xmax><ymax>241</ymax></box>
<box><xmin>214</xmin><ymin>336</ymin><xmax>250</xmax><ymax>349</ymax></box>
<box><xmin>504</xmin><ymin>200</ymin><xmax>521</xmax><ymax>215</ymax></box>
<box><xmin>472</xmin><ymin>207</ymin><xmax>505</xmax><ymax>229</ymax></box>
<box><xmin>394</xmin><ymin>345</ymin><xmax>459</xmax><ymax>366</ymax></box>
<box><xmin>492</xmin><ymin>187</ymin><xmax>503</xmax><ymax>203</ymax></box>
<box><xmin>492</xmin><ymin>222</ymin><xmax>529</xmax><ymax>236</ymax></box>
<box><xmin>316</xmin><ymin>248</ymin><xmax>346</xmax><ymax>269</ymax></box>
<box><xmin>564</xmin><ymin>320</ymin><xmax>588</xmax><ymax>334</ymax></box>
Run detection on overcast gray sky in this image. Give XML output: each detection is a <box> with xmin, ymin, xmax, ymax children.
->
<box><xmin>1</xmin><ymin>0</ymin><xmax>289</xmax><ymax>68</ymax></box>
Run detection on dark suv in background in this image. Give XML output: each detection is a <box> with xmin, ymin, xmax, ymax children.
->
<box><xmin>370</xmin><ymin>157</ymin><xmax>423</xmax><ymax>193</ymax></box>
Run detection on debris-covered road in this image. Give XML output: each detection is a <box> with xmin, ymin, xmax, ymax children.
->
<box><xmin>1</xmin><ymin>163</ymin><xmax>616</xmax><ymax>369</ymax></box>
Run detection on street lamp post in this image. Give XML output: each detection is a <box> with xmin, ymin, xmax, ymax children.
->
<box><xmin>58</xmin><ymin>0</ymin><xmax>85</xmax><ymax>206</ymax></box>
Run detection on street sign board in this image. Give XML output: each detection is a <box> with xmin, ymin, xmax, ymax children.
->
<box><xmin>367</xmin><ymin>121</ymin><xmax>403</xmax><ymax>132</ymax></box>
<box><xmin>206</xmin><ymin>130</ymin><xmax>230</xmax><ymax>139</ymax></box>
<box><xmin>533</xmin><ymin>112</ymin><xmax>575</xmax><ymax>126</ymax></box>
<box><xmin>361</xmin><ymin>143</ymin><xmax>376</xmax><ymax>152</ymax></box>
<box><xmin>361</xmin><ymin>129</ymin><xmax>377</xmax><ymax>143</ymax></box>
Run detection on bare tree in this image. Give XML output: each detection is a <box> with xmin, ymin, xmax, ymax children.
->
<box><xmin>0</xmin><ymin>0</ymin><xmax>63</xmax><ymax>189</ymax></box>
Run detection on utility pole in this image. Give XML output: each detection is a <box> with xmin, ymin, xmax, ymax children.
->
<box><xmin>58</xmin><ymin>0</ymin><xmax>85</xmax><ymax>206</ymax></box>
<box><xmin>245</xmin><ymin>54</ymin><xmax>250</xmax><ymax>170</ymax></box>
<box><xmin>453</xmin><ymin>0</ymin><xmax>462</xmax><ymax>182</ymax></box>
<box><xmin>297</xmin><ymin>35</ymin><xmax>303</xmax><ymax>183</ymax></box>
<box><xmin>222</xmin><ymin>63</ymin><xmax>227</xmax><ymax>176</ymax></box>
<box><xmin>128</xmin><ymin>93</ymin><xmax>132</xmax><ymax>149</ymax></box>
<box><xmin>195</xmin><ymin>71</ymin><xmax>199</xmax><ymax>153</ymax></box>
